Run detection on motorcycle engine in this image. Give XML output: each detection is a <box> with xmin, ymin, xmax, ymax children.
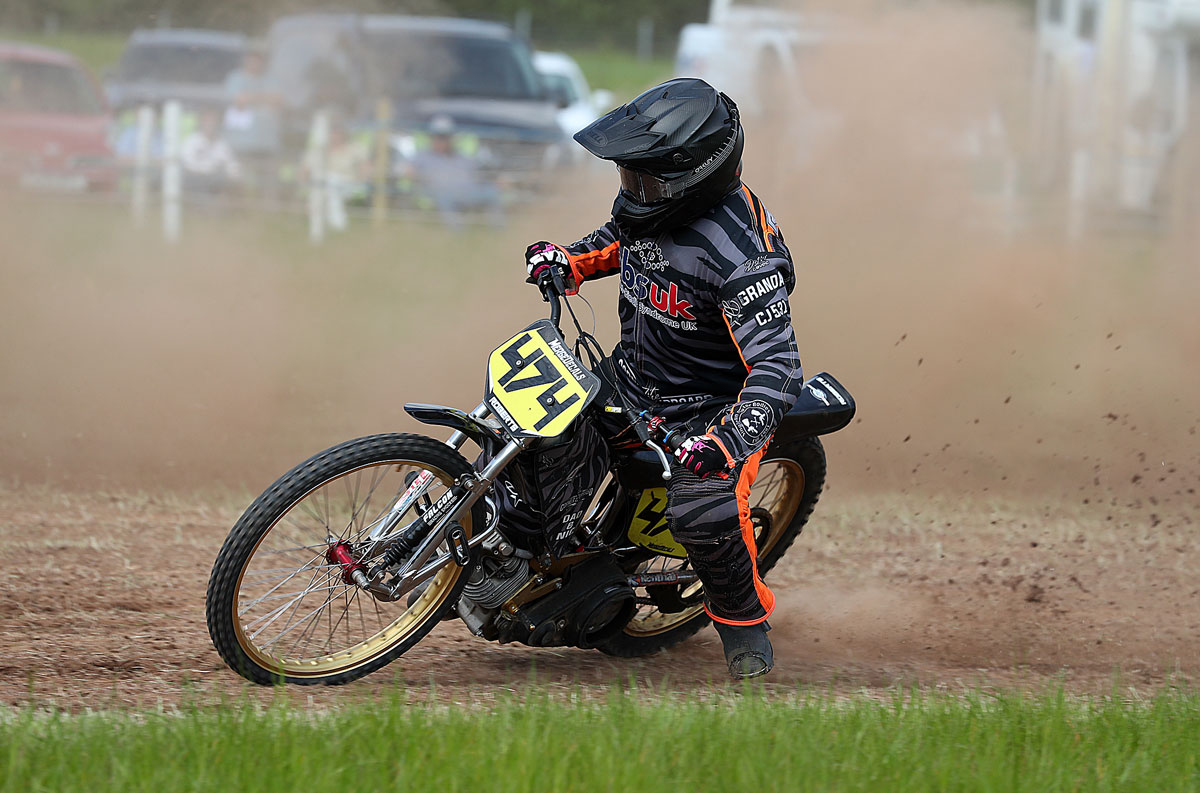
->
<box><xmin>493</xmin><ymin>556</ymin><xmax>635</xmax><ymax>649</ymax></box>
<box><xmin>463</xmin><ymin>554</ymin><xmax>530</xmax><ymax>609</ymax></box>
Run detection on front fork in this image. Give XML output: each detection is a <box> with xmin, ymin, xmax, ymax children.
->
<box><xmin>333</xmin><ymin>402</ymin><xmax>529</xmax><ymax>601</ymax></box>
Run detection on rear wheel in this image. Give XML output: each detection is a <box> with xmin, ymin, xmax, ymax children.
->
<box><xmin>596</xmin><ymin>436</ymin><xmax>826</xmax><ymax>658</ymax></box>
<box><xmin>205</xmin><ymin>433</ymin><xmax>482</xmax><ymax>685</ymax></box>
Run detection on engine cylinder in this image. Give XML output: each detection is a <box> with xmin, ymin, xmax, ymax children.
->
<box><xmin>462</xmin><ymin>556</ymin><xmax>530</xmax><ymax>609</ymax></box>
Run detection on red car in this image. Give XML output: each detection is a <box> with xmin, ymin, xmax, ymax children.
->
<box><xmin>0</xmin><ymin>41</ymin><xmax>117</xmax><ymax>192</ymax></box>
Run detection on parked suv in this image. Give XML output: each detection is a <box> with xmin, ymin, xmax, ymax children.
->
<box><xmin>105</xmin><ymin>28</ymin><xmax>246</xmax><ymax>112</ymax></box>
<box><xmin>265</xmin><ymin>14</ymin><xmax>568</xmax><ymax>186</ymax></box>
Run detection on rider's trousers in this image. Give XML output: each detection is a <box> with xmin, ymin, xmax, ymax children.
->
<box><xmin>490</xmin><ymin>358</ymin><xmax>775</xmax><ymax>627</ymax></box>
<box><xmin>664</xmin><ymin>446</ymin><xmax>775</xmax><ymax>625</ymax></box>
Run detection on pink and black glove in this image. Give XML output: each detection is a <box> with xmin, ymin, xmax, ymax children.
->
<box><xmin>673</xmin><ymin>435</ymin><xmax>731</xmax><ymax>479</ymax></box>
<box><xmin>524</xmin><ymin>241</ymin><xmax>571</xmax><ymax>285</ymax></box>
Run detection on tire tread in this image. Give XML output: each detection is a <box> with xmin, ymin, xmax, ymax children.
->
<box><xmin>205</xmin><ymin>433</ymin><xmax>479</xmax><ymax>686</ymax></box>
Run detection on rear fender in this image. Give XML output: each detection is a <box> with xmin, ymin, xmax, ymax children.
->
<box><xmin>777</xmin><ymin>372</ymin><xmax>856</xmax><ymax>439</ymax></box>
<box><xmin>403</xmin><ymin>403</ymin><xmax>507</xmax><ymax>448</ymax></box>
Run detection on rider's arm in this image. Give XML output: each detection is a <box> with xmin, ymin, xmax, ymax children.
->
<box><xmin>561</xmin><ymin>222</ymin><xmax>621</xmax><ymax>294</ymax></box>
<box><xmin>705</xmin><ymin>252</ymin><xmax>805</xmax><ymax>465</ymax></box>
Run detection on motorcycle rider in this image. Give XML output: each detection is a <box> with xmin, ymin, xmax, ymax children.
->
<box><xmin>518</xmin><ymin>78</ymin><xmax>804</xmax><ymax>679</ymax></box>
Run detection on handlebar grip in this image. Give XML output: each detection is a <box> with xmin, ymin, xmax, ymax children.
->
<box><xmin>659</xmin><ymin>428</ymin><xmax>685</xmax><ymax>454</ymax></box>
<box><xmin>536</xmin><ymin>269</ymin><xmax>563</xmax><ymax>327</ymax></box>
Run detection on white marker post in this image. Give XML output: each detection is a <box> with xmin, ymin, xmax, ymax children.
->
<box><xmin>131</xmin><ymin>105</ymin><xmax>154</xmax><ymax>227</ymax></box>
<box><xmin>1067</xmin><ymin>147</ymin><xmax>1090</xmax><ymax>243</ymax></box>
<box><xmin>308</xmin><ymin>110</ymin><xmax>330</xmax><ymax>245</ymax></box>
<box><xmin>161</xmin><ymin>100</ymin><xmax>183</xmax><ymax>243</ymax></box>
<box><xmin>1001</xmin><ymin>156</ymin><xmax>1019</xmax><ymax>240</ymax></box>
<box><xmin>372</xmin><ymin>97</ymin><xmax>392</xmax><ymax>227</ymax></box>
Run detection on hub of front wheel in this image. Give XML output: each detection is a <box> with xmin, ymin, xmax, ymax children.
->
<box><xmin>326</xmin><ymin>542</ymin><xmax>370</xmax><ymax>587</ymax></box>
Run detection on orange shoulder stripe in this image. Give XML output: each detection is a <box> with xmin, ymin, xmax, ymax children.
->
<box><xmin>741</xmin><ymin>185</ymin><xmax>775</xmax><ymax>253</ymax></box>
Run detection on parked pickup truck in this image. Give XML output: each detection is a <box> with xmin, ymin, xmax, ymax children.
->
<box><xmin>674</xmin><ymin>0</ymin><xmax>830</xmax><ymax>117</ymax></box>
<box><xmin>264</xmin><ymin>13</ymin><xmax>570</xmax><ymax>191</ymax></box>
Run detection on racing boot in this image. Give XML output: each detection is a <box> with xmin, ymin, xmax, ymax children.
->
<box><xmin>713</xmin><ymin>620</ymin><xmax>774</xmax><ymax>680</ymax></box>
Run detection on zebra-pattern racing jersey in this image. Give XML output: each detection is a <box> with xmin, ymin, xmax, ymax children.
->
<box><xmin>562</xmin><ymin>184</ymin><xmax>804</xmax><ymax>465</ymax></box>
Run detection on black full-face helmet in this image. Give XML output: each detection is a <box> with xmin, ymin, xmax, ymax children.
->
<box><xmin>573</xmin><ymin>78</ymin><xmax>744</xmax><ymax>238</ymax></box>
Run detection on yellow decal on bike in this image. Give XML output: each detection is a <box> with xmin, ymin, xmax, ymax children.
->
<box><xmin>627</xmin><ymin>488</ymin><xmax>687</xmax><ymax>559</ymax></box>
<box><xmin>486</xmin><ymin>320</ymin><xmax>600</xmax><ymax>439</ymax></box>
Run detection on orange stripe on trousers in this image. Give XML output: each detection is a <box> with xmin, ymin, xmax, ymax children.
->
<box><xmin>706</xmin><ymin>445</ymin><xmax>776</xmax><ymax>626</ymax></box>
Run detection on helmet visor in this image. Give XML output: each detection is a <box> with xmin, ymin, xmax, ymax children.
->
<box><xmin>618</xmin><ymin>166</ymin><xmax>673</xmax><ymax>204</ymax></box>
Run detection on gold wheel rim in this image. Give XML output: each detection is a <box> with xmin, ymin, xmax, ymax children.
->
<box><xmin>231</xmin><ymin>460</ymin><xmax>470</xmax><ymax>678</ymax></box>
<box><xmin>621</xmin><ymin>459</ymin><xmax>805</xmax><ymax>638</ymax></box>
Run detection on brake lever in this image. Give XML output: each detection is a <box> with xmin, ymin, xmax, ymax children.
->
<box><xmin>629</xmin><ymin>411</ymin><xmax>676</xmax><ymax>481</ymax></box>
<box><xmin>642</xmin><ymin>439</ymin><xmax>673</xmax><ymax>481</ymax></box>
<box><xmin>550</xmin><ymin>265</ymin><xmax>568</xmax><ymax>296</ymax></box>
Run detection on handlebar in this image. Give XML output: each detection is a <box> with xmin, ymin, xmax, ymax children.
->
<box><xmin>536</xmin><ymin>268</ymin><xmax>566</xmax><ymax>330</ymax></box>
<box><xmin>630</xmin><ymin>410</ymin><xmax>686</xmax><ymax>481</ymax></box>
<box><xmin>531</xmin><ymin>271</ymin><xmax>686</xmax><ymax>481</ymax></box>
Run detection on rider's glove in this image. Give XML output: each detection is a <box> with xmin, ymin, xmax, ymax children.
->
<box><xmin>524</xmin><ymin>241</ymin><xmax>571</xmax><ymax>285</ymax></box>
<box><xmin>673</xmin><ymin>435</ymin><xmax>731</xmax><ymax>479</ymax></box>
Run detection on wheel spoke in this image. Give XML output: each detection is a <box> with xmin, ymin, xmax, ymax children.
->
<box><xmin>622</xmin><ymin>459</ymin><xmax>801</xmax><ymax>638</ymax></box>
<box><xmin>225</xmin><ymin>450</ymin><xmax>472</xmax><ymax>679</ymax></box>
<box><xmin>344</xmin><ymin>464</ymin><xmax>392</xmax><ymax>538</ymax></box>
<box><xmin>239</xmin><ymin>557</ymin><xmax>330</xmax><ymax>615</ymax></box>
<box><xmin>255</xmin><ymin>545</ymin><xmax>331</xmax><ymax>557</ymax></box>
<box><xmin>240</xmin><ymin>583</ymin><xmax>345</xmax><ymax>608</ymax></box>
<box><xmin>261</xmin><ymin>574</ymin><xmax>348</xmax><ymax>652</ymax></box>
<box><xmin>243</xmin><ymin>569</ymin><xmax>328</xmax><ymax>635</ymax></box>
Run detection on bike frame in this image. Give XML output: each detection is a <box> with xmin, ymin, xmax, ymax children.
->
<box><xmin>354</xmin><ymin>281</ymin><xmax>689</xmax><ymax>602</ymax></box>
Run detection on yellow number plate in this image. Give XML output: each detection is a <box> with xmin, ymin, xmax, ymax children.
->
<box><xmin>485</xmin><ymin>320</ymin><xmax>600</xmax><ymax>439</ymax></box>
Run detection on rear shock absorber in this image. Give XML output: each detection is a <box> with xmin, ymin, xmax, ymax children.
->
<box><xmin>369</xmin><ymin>519</ymin><xmax>430</xmax><ymax>577</ymax></box>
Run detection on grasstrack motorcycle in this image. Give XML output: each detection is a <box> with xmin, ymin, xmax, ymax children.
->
<box><xmin>205</xmin><ymin>266</ymin><xmax>856</xmax><ymax>685</ymax></box>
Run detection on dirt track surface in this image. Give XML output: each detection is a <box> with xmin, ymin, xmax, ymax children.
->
<box><xmin>2</xmin><ymin>484</ymin><xmax>1196</xmax><ymax>709</ymax></box>
<box><xmin>3</xmin><ymin>4</ymin><xmax>1200</xmax><ymax>709</ymax></box>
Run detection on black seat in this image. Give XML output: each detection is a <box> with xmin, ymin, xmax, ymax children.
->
<box><xmin>612</xmin><ymin>372</ymin><xmax>854</xmax><ymax>490</ymax></box>
<box><xmin>777</xmin><ymin>372</ymin><xmax>856</xmax><ymax>438</ymax></box>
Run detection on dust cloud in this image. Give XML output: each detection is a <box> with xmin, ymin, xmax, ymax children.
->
<box><xmin>747</xmin><ymin>1</ymin><xmax>1200</xmax><ymax>506</ymax></box>
<box><xmin>1</xmin><ymin>1</ymin><xmax>1197</xmax><ymax>514</ymax></box>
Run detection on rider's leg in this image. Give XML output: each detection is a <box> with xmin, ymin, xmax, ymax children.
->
<box><xmin>666</xmin><ymin>446</ymin><xmax>775</xmax><ymax>678</ymax></box>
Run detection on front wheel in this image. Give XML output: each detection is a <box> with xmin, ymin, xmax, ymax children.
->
<box><xmin>205</xmin><ymin>433</ymin><xmax>483</xmax><ymax>685</ymax></box>
<box><xmin>597</xmin><ymin>436</ymin><xmax>827</xmax><ymax>658</ymax></box>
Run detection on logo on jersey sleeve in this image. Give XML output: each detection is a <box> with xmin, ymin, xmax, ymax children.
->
<box><xmin>720</xmin><ymin>298</ymin><xmax>744</xmax><ymax>325</ymax></box>
<box><xmin>726</xmin><ymin>271</ymin><xmax>790</xmax><ymax>326</ymax></box>
<box><xmin>732</xmin><ymin>400</ymin><xmax>773</xmax><ymax>444</ymax></box>
<box><xmin>754</xmin><ymin>297</ymin><xmax>790</xmax><ymax>326</ymax></box>
<box><xmin>734</xmin><ymin>273</ymin><xmax>786</xmax><ymax>306</ymax></box>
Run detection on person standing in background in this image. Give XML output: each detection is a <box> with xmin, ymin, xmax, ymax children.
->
<box><xmin>223</xmin><ymin>45</ymin><xmax>282</xmax><ymax>202</ymax></box>
<box><xmin>409</xmin><ymin>114</ymin><xmax>503</xmax><ymax>230</ymax></box>
<box><xmin>180</xmin><ymin>111</ymin><xmax>241</xmax><ymax>197</ymax></box>
<box><xmin>304</xmin><ymin>118</ymin><xmax>370</xmax><ymax>231</ymax></box>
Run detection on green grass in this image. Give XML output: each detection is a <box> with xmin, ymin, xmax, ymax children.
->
<box><xmin>4</xmin><ymin>689</ymin><xmax>1199</xmax><ymax>792</ymax></box>
<box><xmin>0</xmin><ymin>28</ymin><xmax>126</xmax><ymax>73</ymax></box>
<box><xmin>568</xmin><ymin>48</ymin><xmax>674</xmax><ymax>102</ymax></box>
